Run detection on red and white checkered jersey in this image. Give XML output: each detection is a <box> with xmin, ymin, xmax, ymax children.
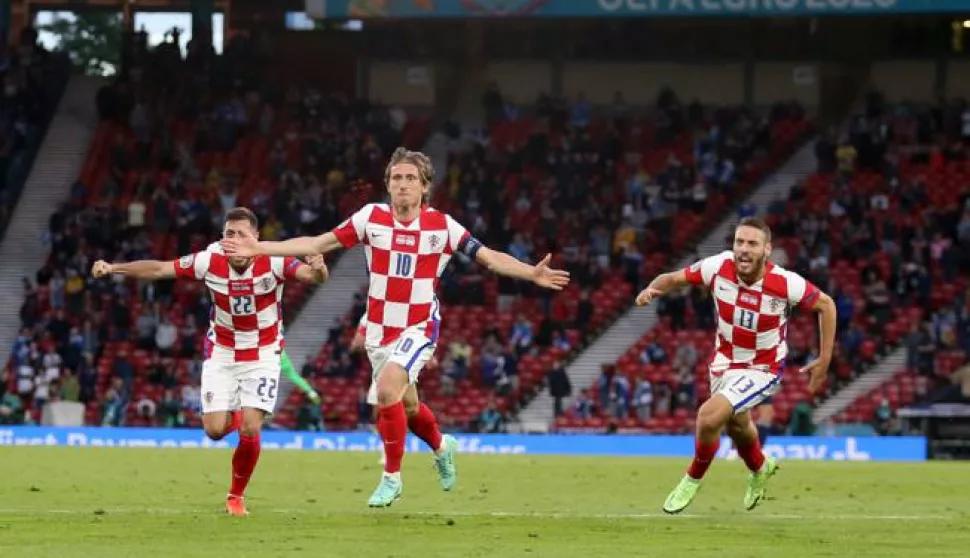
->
<box><xmin>683</xmin><ymin>250</ymin><xmax>821</xmax><ymax>376</ymax></box>
<box><xmin>174</xmin><ymin>247</ymin><xmax>304</xmax><ymax>362</ymax></box>
<box><xmin>332</xmin><ymin>203</ymin><xmax>482</xmax><ymax>347</ymax></box>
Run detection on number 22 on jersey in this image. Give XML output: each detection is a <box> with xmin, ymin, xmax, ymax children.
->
<box><xmin>231</xmin><ymin>296</ymin><xmax>255</xmax><ymax>314</ymax></box>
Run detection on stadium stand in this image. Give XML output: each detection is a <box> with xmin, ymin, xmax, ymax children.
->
<box><xmin>0</xmin><ymin>28</ymin><xmax>69</xmax><ymax>238</ymax></box>
<box><xmin>3</xmin><ymin>31</ymin><xmax>426</xmax><ymax>427</ymax></box>
<box><xmin>555</xmin><ymin>92</ymin><xmax>970</xmax><ymax>436</ymax></box>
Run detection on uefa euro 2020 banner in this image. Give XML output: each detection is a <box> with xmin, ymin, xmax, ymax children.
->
<box><xmin>0</xmin><ymin>427</ymin><xmax>927</xmax><ymax>461</ymax></box>
<box><xmin>307</xmin><ymin>0</ymin><xmax>970</xmax><ymax>19</ymax></box>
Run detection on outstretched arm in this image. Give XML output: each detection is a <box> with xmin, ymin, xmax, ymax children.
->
<box><xmin>476</xmin><ymin>248</ymin><xmax>570</xmax><ymax>291</ymax></box>
<box><xmin>91</xmin><ymin>259</ymin><xmax>176</xmax><ymax>281</ymax></box>
<box><xmin>222</xmin><ymin>232</ymin><xmax>342</xmax><ymax>258</ymax></box>
<box><xmin>635</xmin><ymin>270</ymin><xmax>691</xmax><ymax>306</ymax></box>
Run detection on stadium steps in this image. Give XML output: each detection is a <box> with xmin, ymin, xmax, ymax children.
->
<box><xmin>516</xmin><ymin>141</ymin><xmax>819</xmax><ymax>431</ymax></box>
<box><xmin>0</xmin><ymin>75</ymin><xmax>103</xmax><ymax>356</ymax></box>
<box><xmin>812</xmin><ymin>347</ymin><xmax>907</xmax><ymax>424</ymax></box>
<box><xmin>274</xmin><ymin>246</ymin><xmax>368</xmax><ymax>410</ymax></box>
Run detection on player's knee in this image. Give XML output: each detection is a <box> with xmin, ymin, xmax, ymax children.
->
<box><xmin>403</xmin><ymin>398</ymin><xmax>420</xmax><ymax>417</ymax></box>
<box><xmin>697</xmin><ymin>400</ymin><xmax>731</xmax><ymax>434</ymax></box>
<box><xmin>725</xmin><ymin>420</ymin><xmax>746</xmax><ymax>439</ymax></box>
<box><xmin>376</xmin><ymin>364</ymin><xmax>408</xmax><ymax>406</ymax></box>
<box><xmin>203</xmin><ymin>425</ymin><xmax>227</xmax><ymax>441</ymax></box>
<box><xmin>239</xmin><ymin>417</ymin><xmax>263</xmax><ymax>437</ymax></box>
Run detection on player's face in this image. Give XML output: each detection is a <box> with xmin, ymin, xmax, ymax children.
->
<box><xmin>387</xmin><ymin>162</ymin><xmax>429</xmax><ymax>209</ymax></box>
<box><xmin>223</xmin><ymin>219</ymin><xmax>258</xmax><ymax>269</ymax></box>
<box><xmin>733</xmin><ymin>226</ymin><xmax>771</xmax><ymax>278</ymax></box>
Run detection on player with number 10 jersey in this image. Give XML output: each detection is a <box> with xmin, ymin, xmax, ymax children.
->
<box><xmin>221</xmin><ymin>147</ymin><xmax>571</xmax><ymax>508</ymax></box>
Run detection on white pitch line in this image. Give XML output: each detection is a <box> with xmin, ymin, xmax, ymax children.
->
<box><xmin>0</xmin><ymin>508</ymin><xmax>954</xmax><ymax>521</ymax></box>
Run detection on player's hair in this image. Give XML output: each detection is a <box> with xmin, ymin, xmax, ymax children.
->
<box><xmin>736</xmin><ymin>216</ymin><xmax>772</xmax><ymax>243</ymax></box>
<box><xmin>384</xmin><ymin>147</ymin><xmax>435</xmax><ymax>191</ymax></box>
<box><xmin>224</xmin><ymin>207</ymin><xmax>259</xmax><ymax>229</ymax></box>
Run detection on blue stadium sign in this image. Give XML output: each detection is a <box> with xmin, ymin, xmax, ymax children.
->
<box><xmin>0</xmin><ymin>427</ymin><xmax>928</xmax><ymax>461</ymax></box>
<box><xmin>312</xmin><ymin>0</ymin><xmax>970</xmax><ymax>18</ymax></box>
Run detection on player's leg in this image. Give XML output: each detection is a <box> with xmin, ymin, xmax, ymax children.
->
<box><xmin>754</xmin><ymin>400</ymin><xmax>773</xmax><ymax>446</ymax></box>
<box><xmin>662</xmin><ymin>392</ymin><xmax>733</xmax><ymax>514</ymax></box>
<box><xmin>727</xmin><ymin>405</ymin><xmax>779</xmax><ymax>510</ymax></box>
<box><xmin>367</xmin><ymin>333</ymin><xmax>436</xmax><ymax>507</ymax></box>
<box><xmin>280</xmin><ymin>350</ymin><xmax>320</xmax><ymax>403</ymax></box>
<box><xmin>403</xmin><ymin>384</ymin><xmax>458</xmax><ymax>490</ymax></box>
<box><xmin>368</xmin><ymin>360</ymin><xmax>409</xmax><ymax>507</ymax></box>
<box><xmin>225</xmin><ymin>361</ymin><xmax>281</xmax><ymax>516</ymax></box>
<box><xmin>367</xmin><ymin>380</ymin><xmax>385</xmax><ymax>465</ymax></box>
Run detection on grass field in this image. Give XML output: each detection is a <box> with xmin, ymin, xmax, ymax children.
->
<box><xmin>1</xmin><ymin>447</ymin><xmax>968</xmax><ymax>557</ymax></box>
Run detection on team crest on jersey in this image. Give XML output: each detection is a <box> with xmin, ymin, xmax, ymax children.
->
<box><xmin>259</xmin><ymin>277</ymin><xmax>273</xmax><ymax>291</ymax></box>
<box><xmin>429</xmin><ymin>234</ymin><xmax>441</xmax><ymax>250</ymax></box>
<box><xmin>178</xmin><ymin>255</ymin><xmax>194</xmax><ymax>269</ymax></box>
<box><xmin>769</xmin><ymin>298</ymin><xmax>785</xmax><ymax>312</ymax></box>
<box><xmin>204</xmin><ymin>391</ymin><xmax>213</xmax><ymax>404</ymax></box>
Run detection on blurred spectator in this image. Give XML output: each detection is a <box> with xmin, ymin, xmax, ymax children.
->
<box><xmin>477</xmin><ymin>397</ymin><xmax>505</xmax><ymax>433</ymax></box>
<box><xmin>101</xmin><ymin>377</ymin><xmax>129</xmax><ymax>426</ymax></box>
<box><xmin>633</xmin><ymin>378</ymin><xmax>653</xmax><ymax>423</ymax></box>
<box><xmin>546</xmin><ymin>360</ymin><xmax>571</xmax><ymax>417</ymax></box>
<box><xmin>155</xmin><ymin>315</ymin><xmax>177</xmax><ymax>356</ymax></box>
<box><xmin>788</xmin><ymin>400</ymin><xmax>816</xmax><ymax>436</ymax></box>
<box><xmin>640</xmin><ymin>332</ymin><xmax>667</xmax><ymax>364</ymax></box>
<box><xmin>872</xmin><ymin>398</ymin><xmax>899</xmax><ymax>436</ymax></box>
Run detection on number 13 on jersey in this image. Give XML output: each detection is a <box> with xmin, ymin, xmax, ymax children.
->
<box><xmin>737</xmin><ymin>309</ymin><xmax>756</xmax><ymax>330</ymax></box>
<box><xmin>394</xmin><ymin>253</ymin><xmax>413</xmax><ymax>277</ymax></box>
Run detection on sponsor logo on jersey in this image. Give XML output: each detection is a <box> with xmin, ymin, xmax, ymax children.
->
<box><xmin>229</xmin><ymin>280</ymin><xmax>254</xmax><ymax>295</ymax></box>
<box><xmin>395</xmin><ymin>233</ymin><xmax>418</xmax><ymax>247</ymax></box>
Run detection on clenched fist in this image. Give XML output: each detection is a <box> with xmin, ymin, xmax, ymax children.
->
<box><xmin>91</xmin><ymin>260</ymin><xmax>113</xmax><ymax>278</ymax></box>
<box><xmin>305</xmin><ymin>254</ymin><xmax>327</xmax><ymax>271</ymax></box>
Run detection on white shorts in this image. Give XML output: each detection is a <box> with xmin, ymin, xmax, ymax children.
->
<box><xmin>201</xmin><ymin>357</ymin><xmax>281</xmax><ymax>415</ymax></box>
<box><xmin>365</xmin><ymin>330</ymin><xmax>436</xmax><ymax>405</ymax></box>
<box><xmin>710</xmin><ymin>368</ymin><xmax>781</xmax><ymax>414</ymax></box>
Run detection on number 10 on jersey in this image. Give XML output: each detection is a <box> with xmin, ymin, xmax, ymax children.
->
<box><xmin>394</xmin><ymin>253</ymin><xmax>413</xmax><ymax>277</ymax></box>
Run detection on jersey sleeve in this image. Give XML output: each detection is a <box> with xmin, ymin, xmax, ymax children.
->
<box><xmin>683</xmin><ymin>251</ymin><xmax>732</xmax><ymax>287</ymax></box>
<box><xmin>445</xmin><ymin>214</ymin><xmax>483</xmax><ymax>259</ymax></box>
<box><xmin>331</xmin><ymin>204</ymin><xmax>373</xmax><ymax>248</ymax></box>
<box><xmin>356</xmin><ymin>314</ymin><xmax>366</xmax><ymax>337</ymax></box>
<box><xmin>271</xmin><ymin>256</ymin><xmax>306</xmax><ymax>280</ymax></box>
<box><xmin>173</xmin><ymin>252</ymin><xmax>211</xmax><ymax>280</ymax></box>
<box><xmin>784</xmin><ymin>270</ymin><xmax>822</xmax><ymax>311</ymax></box>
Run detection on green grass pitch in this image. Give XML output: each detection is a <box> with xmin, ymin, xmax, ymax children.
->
<box><xmin>1</xmin><ymin>447</ymin><xmax>968</xmax><ymax>557</ymax></box>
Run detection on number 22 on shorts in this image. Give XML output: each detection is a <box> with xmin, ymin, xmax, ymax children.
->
<box><xmin>256</xmin><ymin>377</ymin><xmax>277</xmax><ymax>399</ymax></box>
